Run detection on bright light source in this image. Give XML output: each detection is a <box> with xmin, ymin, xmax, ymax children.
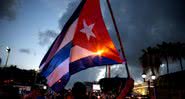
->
<box><xmin>142</xmin><ymin>73</ymin><xmax>146</xmax><ymax>79</ymax></box>
<box><xmin>58</xmin><ymin>80</ymin><xmax>61</xmax><ymax>83</ymax></box>
<box><xmin>134</xmin><ymin>82</ymin><xmax>138</xmax><ymax>85</ymax></box>
<box><xmin>160</xmin><ymin>64</ymin><xmax>165</xmax><ymax>68</ymax></box>
<box><xmin>93</xmin><ymin>84</ymin><xmax>101</xmax><ymax>91</ymax></box>
<box><xmin>151</xmin><ymin>75</ymin><xmax>156</xmax><ymax>80</ymax></box>
<box><xmin>6</xmin><ymin>46</ymin><xmax>10</xmax><ymax>52</ymax></box>
<box><xmin>34</xmin><ymin>68</ymin><xmax>40</xmax><ymax>72</ymax></box>
<box><xmin>43</xmin><ymin>86</ymin><xmax>47</xmax><ymax>90</ymax></box>
<box><xmin>95</xmin><ymin>50</ymin><xmax>104</xmax><ymax>56</ymax></box>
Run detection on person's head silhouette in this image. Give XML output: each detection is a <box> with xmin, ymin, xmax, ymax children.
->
<box><xmin>72</xmin><ymin>82</ymin><xmax>87</xmax><ymax>99</ymax></box>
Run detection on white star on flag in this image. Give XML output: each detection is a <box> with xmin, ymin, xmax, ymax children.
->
<box><xmin>80</xmin><ymin>20</ymin><xmax>96</xmax><ymax>40</ymax></box>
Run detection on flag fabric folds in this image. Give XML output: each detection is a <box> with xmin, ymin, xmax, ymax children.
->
<box><xmin>39</xmin><ymin>0</ymin><xmax>123</xmax><ymax>92</ymax></box>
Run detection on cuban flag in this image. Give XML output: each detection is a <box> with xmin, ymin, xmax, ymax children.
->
<box><xmin>39</xmin><ymin>0</ymin><xmax>123</xmax><ymax>92</ymax></box>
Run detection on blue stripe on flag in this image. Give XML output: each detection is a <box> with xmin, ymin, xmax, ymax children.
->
<box><xmin>39</xmin><ymin>0</ymin><xmax>86</xmax><ymax>68</ymax></box>
<box><xmin>51</xmin><ymin>72</ymin><xmax>70</xmax><ymax>92</ymax></box>
<box><xmin>39</xmin><ymin>0</ymin><xmax>87</xmax><ymax>93</ymax></box>
<box><xmin>41</xmin><ymin>42</ymin><xmax>72</xmax><ymax>77</ymax></box>
<box><xmin>69</xmin><ymin>55</ymin><xmax>120</xmax><ymax>75</ymax></box>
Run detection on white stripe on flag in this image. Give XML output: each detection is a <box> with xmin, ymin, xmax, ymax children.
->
<box><xmin>46</xmin><ymin>58</ymin><xmax>70</xmax><ymax>87</ymax></box>
<box><xmin>40</xmin><ymin>19</ymin><xmax>78</xmax><ymax>70</ymax></box>
<box><xmin>56</xmin><ymin>18</ymin><xmax>78</xmax><ymax>53</ymax></box>
<box><xmin>70</xmin><ymin>45</ymin><xmax>95</xmax><ymax>62</ymax></box>
<box><xmin>39</xmin><ymin>62</ymin><xmax>45</xmax><ymax>71</ymax></box>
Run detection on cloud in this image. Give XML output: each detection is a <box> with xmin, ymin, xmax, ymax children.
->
<box><xmin>58</xmin><ymin>0</ymin><xmax>81</xmax><ymax>29</ymax></box>
<box><xmin>38</xmin><ymin>30</ymin><xmax>58</xmax><ymax>46</ymax></box>
<box><xmin>102</xmin><ymin>0</ymin><xmax>185</xmax><ymax>67</ymax></box>
<box><xmin>38</xmin><ymin>0</ymin><xmax>80</xmax><ymax>46</ymax></box>
<box><xmin>19</xmin><ymin>48</ymin><xmax>31</xmax><ymax>54</ymax></box>
<box><xmin>0</xmin><ymin>0</ymin><xmax>19</xmax><ymax>21</ymax></box>
<box><xmin>40</xmin><ymin>0</ymin><xmax>72</xmax><ymax>18</ymax></box>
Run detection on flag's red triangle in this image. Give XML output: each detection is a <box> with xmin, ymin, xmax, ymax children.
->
<box><xmin>73</xmin><ymin>0</ymin><xmax>123</xmax><ymax>63</ymax></box>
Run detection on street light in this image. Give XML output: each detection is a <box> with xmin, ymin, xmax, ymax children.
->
<box><xmin>142</xmin><ymin>73</ymin><xmax>146</xmax><ymax>79</ymax></box>
<box><xmin>43</xmin><ymin>85</ymin><xmax>47</xmax><ymax>90</ymax></box>
<box><xmin>151</xmin><ymin>74</ymin><xmax>156</xmax><ymax>80</ymax></box>
<box><xmin>6</xmin><ymin>47</ymin><xmax>11</xmax><ymax>52</ymax></box>
<box><xmin>142</xmin><ymin>73</ymin><xmax>147</xmax><ymax>82</ymax></box>
<box><xmin>5</xmin><ymin>46</ymin><xmax>11</xmax><ymax>67</ymax></box>
<box><xmin>141</xmin><ymin>72</ymin><xmax>156</xmax><ymax>98</ymax></box>
<box><xmin>142</xmin><ymin>72</ymin><xmax>156</xmax><ymax>81</ymax></box>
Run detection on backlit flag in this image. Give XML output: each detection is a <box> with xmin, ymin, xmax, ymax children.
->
<box><xmin>39</xmin><ymin>0</ymin><xmax>123</xmax><ymax>92</ymax></box>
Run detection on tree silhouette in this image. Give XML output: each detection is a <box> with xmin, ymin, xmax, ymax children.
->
<box><xmin>141</xmin><ymin>42</ymin><xmax>185</xmax><ymax>75</ymax></box>
<box><xmin>140</xmin><ymin>47</ymin><xmax>162</xmax><ymax>75</ymax></box>
<box><xmin>157</xmin><ymin>42</ymin><xmax>171</xmax><ymax>74</ymax></box>
<box><xmin>171</xmin><ymin>42</ymin><xmax>185</xmax><ymax>71</ymax></box>
<box><xmin>0</xmin><ymin>65</ymin><xmax>45</xmax><ymax>84</ymax></box>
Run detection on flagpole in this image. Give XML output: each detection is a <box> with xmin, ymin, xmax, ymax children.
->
<box><xmin>106</xmin><ymin>0</ymin><xmax>130</xmax><ymax>78</ymax></box>
<box><xmin>108</xmin><ymin>65</ymin><xmax>111</xmax><ymax>78</ymax></box>
<box><xmin>105</xmin><ymin>65</ymin><xmax>108</xmax><ymax>78</ymax></box>
<box><xmin>105</xmin><ymin>65</ymin><xmax>111</xmax><ymax>78</ymax></box>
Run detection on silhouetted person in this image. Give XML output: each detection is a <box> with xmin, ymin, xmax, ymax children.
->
<box><xmin>0</xmin><ymin>85</ymin><xmax>20</xmax><ymax>99</ymax></box>
<box><xmin>72</xmin><ymin>82</ymin><xmax>87</xmax><ymax>99</ymax></box>
<box><xmin>23</xmin><ymin>85</ymin><xmax>41</xmax><ymax>99</ymax></box>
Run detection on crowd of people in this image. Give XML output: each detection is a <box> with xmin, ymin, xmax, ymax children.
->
<box><xmin>0</xmin><ymin>82</ymin><xmax>125</xmax><ymax>99</ymax></box>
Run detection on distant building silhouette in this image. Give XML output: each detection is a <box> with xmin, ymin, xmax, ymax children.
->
<box><xmin>0</xmin><ymin>66</ymin><xmax>46</xmax><ymax>85</ymax></box>
<box><xmin>155</xmin><ymin>70</ymin><xmax>185</xmax><ymax>99</ymax></box>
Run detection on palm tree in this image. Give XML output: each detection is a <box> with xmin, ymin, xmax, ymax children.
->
<box><xmin>170</xmin><ymin>42</ymin><xmax>185</xmax><ymax>71</ymax></box>
<box><xmin>140</xmin><ymin>49</ymin><xmax>150</xmax><ymax>74</ymax></box>
<box><xmin>140</xmin><ymin>47</ymin><xmax>162</xmax><ymax>75</ymax></box>
<box><xmin>152</xmin><ymin>47</ymin><xmax>162</xmax><ymax>74</ymax></box>
<box><xmin>140</xmin><ymin>42</ymin><xmax>185</xmax><ymax>75</ymax></box>
<box><xmin>157</xmin><ymin>42</ymin><xmax>171</xmax><ymax>74</ymax></box>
